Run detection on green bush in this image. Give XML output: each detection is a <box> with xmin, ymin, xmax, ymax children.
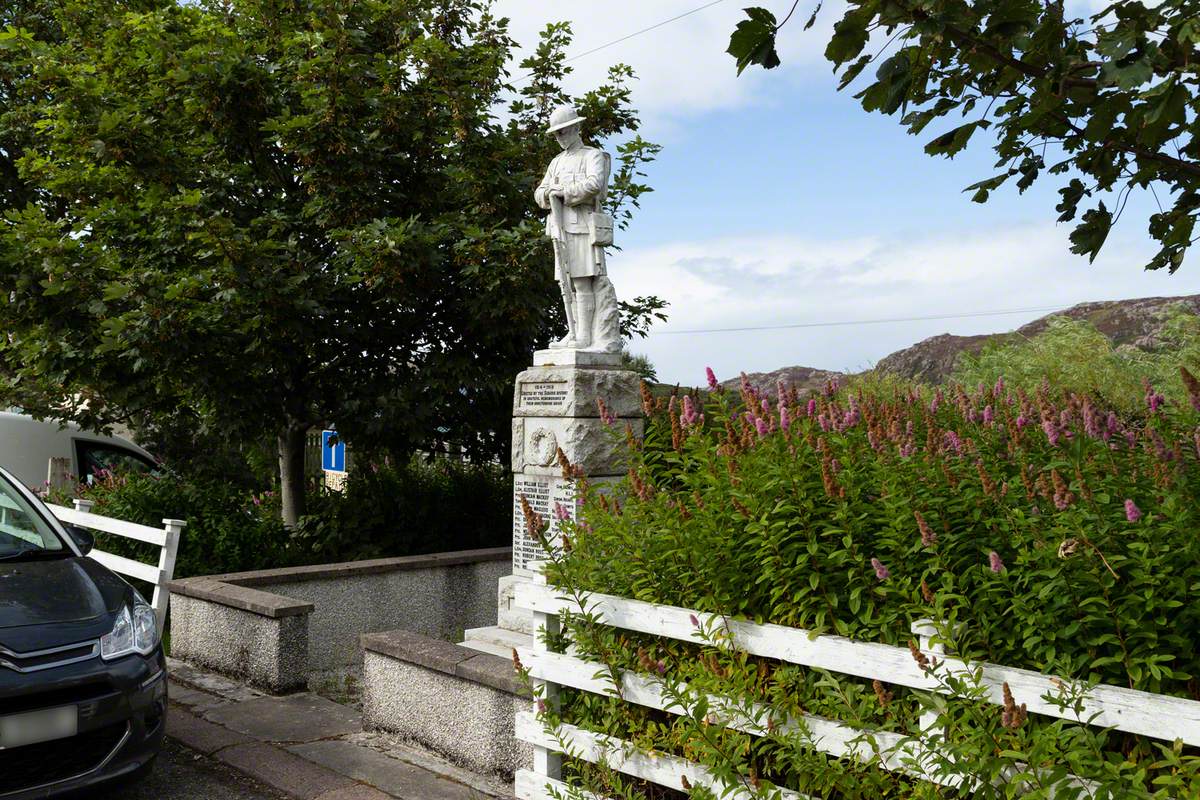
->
<box><xmin>76</xmin><ymin>471</ymin><xmax>293</xmax><ymax>579</ymax></box>
<box><xmin>954</xmin><ymin>307</ymin><xmax>1200</xmax><ymax>415</ymax></box>
<box><xmin>69</xmin><ymin>456</ymin><xmax>510</xmax><ymax>579</ymax></box>
<box><xmin>532</xmin><ymin>371</ymin><xmax>1200</xmax><ymax>798</ymax></box>
<box><xmin>291</xmin><ymin>456</ymin><xmax>510</xmax><ymax>562</ymax></box>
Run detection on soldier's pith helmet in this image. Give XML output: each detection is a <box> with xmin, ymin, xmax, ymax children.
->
<box><xmin>546</xmin><ymin>105</ymin><xmax>586</xmax><ymax>134</ymax></box>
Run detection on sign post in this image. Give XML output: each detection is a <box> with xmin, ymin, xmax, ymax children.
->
<box><xmin>321</xmin><ymin>430</ymin><xmax>347</xmax><ymax>491</ymax></box>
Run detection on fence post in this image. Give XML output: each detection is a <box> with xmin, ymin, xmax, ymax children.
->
<box><xmin>72</xmin><ymin>498</ymin><xmax>95</xmax><ymax>514</ymax></box>
<box><xmin>912</xmin><ymin>618</ymin><xmax>947</xmax><ymax>736</ymax></box>
<box><xmin>531</xmin><ymin>561</ymin><xmax>562</xmax><ymax>782</ymax></box>
<box><xmin>47</xmin><ymin>457</ymin><xmax>72</xmax><ymax>492</ymax></box>
<box><xmin>153</xmin><ymin>518</ymin><xmax>186</xmax><ymax>632</ymax></box>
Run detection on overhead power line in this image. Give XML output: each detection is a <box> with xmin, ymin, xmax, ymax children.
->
<box><xmin>513</xmin><ymin>0</ymin><xmax>730</xmax><ymax>85</ymax></box>
<box><xmin>652</xmin><ymin>305</ymin><xmax>1068</xmax><ymax>335</ymax></box>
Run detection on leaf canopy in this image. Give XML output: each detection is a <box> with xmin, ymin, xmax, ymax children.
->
<box><xmin>730</xmin><ymin>0</ymin><xmax>1200</xmax><ymax>272</ymax></box>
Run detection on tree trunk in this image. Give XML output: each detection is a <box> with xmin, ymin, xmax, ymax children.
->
<box><xmin>278</xmin><ymin>426</ymin><xmax>307</xmax><ymax>528</ymax></box>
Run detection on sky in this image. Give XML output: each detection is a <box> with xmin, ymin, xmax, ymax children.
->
<box><xmin>492</xmin><ymin>0</ymin><xmax>1200</xmax><ymax>386</ymax></box>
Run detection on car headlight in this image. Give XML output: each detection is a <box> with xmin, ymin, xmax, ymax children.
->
<box><xmin>100</xmin><ymin>598</ymin><xmax>158</xmax><ymax>660</ymax></box>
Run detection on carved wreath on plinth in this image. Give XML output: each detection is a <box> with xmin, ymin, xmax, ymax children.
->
<box><xmin>528</xmin><ymin>427</ymin><xmax>558</xmax><ymax>467</ymax></box>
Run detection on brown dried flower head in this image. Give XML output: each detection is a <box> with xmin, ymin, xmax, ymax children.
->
<box><xmin>872</xmin><ymin>679</ymin><xmax>894</xmax><ymax>708</ymax></box>
<box><xmin>915</xmin><ymin>510</ymin><xmax>937</xmax><ymax>547</ymax></box>
<box><xmin>908</xmin><ymin>640</ymin><xmax>930</xmax><ymax>671</ymax></box>
<box><xmin>1001</xmin><ymin>682</ymin><xmax>1028</xmax><ymax>729</ymax></box>
<box><xmin>518</xmin><ymin>494</ymin><xmax>545</xmax><ymax>539</ymax></box>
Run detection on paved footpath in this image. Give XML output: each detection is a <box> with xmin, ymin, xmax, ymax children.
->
<box><xmin>163</xmin><ymin>659</ymin><xmax>510</xmax><ymax>800</ymax></box>
<box><xmin>81</xmin><ymin>738</ymin><xmax>290</xmax><ymax>800</ymax></box>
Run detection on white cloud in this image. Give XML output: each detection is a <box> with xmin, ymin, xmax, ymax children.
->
<box><xmin>610</xmin><ymin>224</ymin><xmax>1200</xmax><ymax>385</ymax></box>
<box><xmin>493</xmin><ymin>0</ymin><xmax>842</xmax><ymax>125</ymax></box>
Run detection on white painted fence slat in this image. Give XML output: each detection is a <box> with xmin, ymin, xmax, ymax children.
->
<box><xmin>46</xmin><ymin>501</ymin><xmax>185</xmax><ymax>634</ymax></box>
<box><xmin>517</xmin><ymin>646</ymin><xmax>936</xmax><ymax>783</ymax></box>
<box><xmin>46</xmin><ymin>503</ymin><xmax>168</xmax><ymax>546</ymax></box>
<box><xmin>88</xmin><ymin>548</ymin><xmax>164</xmax><ymax>585</ymax></box>
<box><xmin>514</xmin><ymin>582</ymin><xmax>1200</xmax><ymax>747</ymax></box>
<box><xmin>514</xmin><ymin>581</ymin><xmax>936</xmax><ymax>689</ymax></box>
<box><xmin>516</xmin><ymin>711</ymin><xmax>810</xmax><ymax>800</ymax></box>
<box><xmin>514</xmin><ymin>770</ymin><xmax>608</xmax><ymax>800</ymax></box>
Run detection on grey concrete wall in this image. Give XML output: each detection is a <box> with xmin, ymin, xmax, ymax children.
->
<box><xmin>167</xmin><ymin>548</ymin><xmax>511</xmax><ymax>693</ymax></box>
<box><xmin>169</xmin><ymin>594</ymin><xmax>309</xmax><ymax>693</ymax></box>
<box><xmin>362</xmin><ymin>648</ymin><xmax>531</xmax><ymax>778</ymax></box>
<box><xmin>259</xmin><ymin>559</ymin><xmax>509</xmax><ymax>673</ymax></box>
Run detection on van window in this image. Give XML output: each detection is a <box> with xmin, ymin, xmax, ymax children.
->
<box><xmin>76</xmin><ymin>442</ymin><xmax>156</xmax><ymax>484</ymax></box>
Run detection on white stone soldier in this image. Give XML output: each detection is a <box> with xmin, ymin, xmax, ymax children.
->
<box><xmin>534</xmin><ymin>105</ymin><xmax>621</xmax><ymax>352</ymax></box>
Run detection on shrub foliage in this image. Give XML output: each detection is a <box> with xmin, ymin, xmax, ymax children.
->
<box><xmin>528</xmin><ymin>363</ymin><xmax>1200</xmax><ymax>798</ymax></box>
<box><xmin>70</xmin><ymin>455</ymin><xmax>509</xmax><ymax>578</ymax></box>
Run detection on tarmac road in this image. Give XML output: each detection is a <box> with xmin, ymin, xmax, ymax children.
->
<box><xmin>73</xmin><ymin>739</ymin><xmax>289</xmax><ymax>800</ymax></box>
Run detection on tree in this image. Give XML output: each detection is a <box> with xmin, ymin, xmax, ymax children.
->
<box><xmin>726</xmin><ymin>0</ymin><xmax>1199</xmax><ymax>272</ymax></box>
<box><xmin>0</xmin><ymin>1</ymin><xmax>662</xmax><ymax>525</ymax></box>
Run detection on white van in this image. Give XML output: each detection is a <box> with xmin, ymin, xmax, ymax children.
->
<box><xmin>0</xmin><ymin>411</ymin><xmax>157</xmax><ymax>490</ymax></box>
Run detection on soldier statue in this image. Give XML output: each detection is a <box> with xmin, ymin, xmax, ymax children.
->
<box><xmin>534</xmin><ymin>105</ymin><xmax>621</xmax><ymax>352</ymax></box>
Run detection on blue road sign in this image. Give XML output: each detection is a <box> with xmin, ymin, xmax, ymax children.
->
<box><xmin>321</xmin><ymin>430</ymin><xmax>346</xmax><ymax>472</ymax></box>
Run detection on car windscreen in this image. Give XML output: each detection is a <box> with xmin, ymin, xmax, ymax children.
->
<box><xmin>0</xmin><ymin>473</ymin><xmax>65</xmax><ymax>555</ymax></box>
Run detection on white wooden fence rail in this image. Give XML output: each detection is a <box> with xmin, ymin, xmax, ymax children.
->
<box><xmin>46</xmin><ymin>499</ymin><xmax>185</xmax><ymax>632</ymax></box>
<box><xmin>513</xmin><ymin>572</ymin><xmax>1200</xmax><ymax>800</ymax></box>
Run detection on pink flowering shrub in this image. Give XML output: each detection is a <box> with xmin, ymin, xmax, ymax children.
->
<box><xmin>536</xmin><ymin>369</ymin><xmax>1200</xmax><ymax>798</ymax></box>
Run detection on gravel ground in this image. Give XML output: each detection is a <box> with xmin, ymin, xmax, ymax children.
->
<box><xmin>72</xmin><ymin>739</ymin><xmax>290</xmax><ymax>800</ymax></box>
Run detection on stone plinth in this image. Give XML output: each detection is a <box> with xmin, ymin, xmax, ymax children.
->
<box><xmin>508</xmin><ymin>356</ymin><xmax>640</xmax><ymax>580</ymax></box>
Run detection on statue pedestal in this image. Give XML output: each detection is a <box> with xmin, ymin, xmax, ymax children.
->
<box><xmin>531</xmin><ymin>348</ymin><xmax>623</xmax><ymax>368</ymax></box>
<box><xmin>460</xmin><ymin>351</ymin><xmax>641</xmax><ymax>655</ymax></box>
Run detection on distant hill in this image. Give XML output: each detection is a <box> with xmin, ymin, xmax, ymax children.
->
<box><xmin>725</xmin><ymin>294</ymin><xmax>1200</xmax><ymax>390</ymax></box>
<box><xmin>720</xmin><ymin>365</ymin><xmax>842</xmax><ymax>396</ymax></box>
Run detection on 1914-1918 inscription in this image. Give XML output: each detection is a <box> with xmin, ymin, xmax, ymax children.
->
<box><xmin>512</xmin><ymin>475</ymin><xmax>575</xmax><ymax>572</ymax></box>
<box><xmin>519</xmin><ymin>381</ymin><xmax>569</xmax><ymax>411</ymax></box>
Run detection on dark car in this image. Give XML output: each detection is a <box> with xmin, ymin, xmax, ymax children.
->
<box><xmin>0</xmin><ymin>466</ymin><xmax>166</xmax><ymax>798</ymax></box>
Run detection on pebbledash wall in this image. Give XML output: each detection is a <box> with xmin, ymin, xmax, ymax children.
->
<box><xmin>167</xmin><ymin>547</ymin><xmax>510</xmax><ymax>693</ymax></box>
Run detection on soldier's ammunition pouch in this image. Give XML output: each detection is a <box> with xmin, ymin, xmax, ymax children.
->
<box><xmin>588</xmin><ymin>211</ymin><xmax>614</xmax><ymax>246</ymax></box>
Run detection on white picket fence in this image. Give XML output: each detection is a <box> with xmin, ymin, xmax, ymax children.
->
<box><xmin>46</xmin><ymin>499</ymin><xmax>185</xmax><ymax>633</ymax></box>
<box><xmin>512</xmin><ymin>569</ymin><xmax>1200</xmax><ymax>800</ymax></box>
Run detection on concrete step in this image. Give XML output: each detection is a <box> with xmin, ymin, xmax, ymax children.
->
<box><xmin>458</xmin><ymin>626</ymin><xmax>533</xmax><ymax>660</ymax></box>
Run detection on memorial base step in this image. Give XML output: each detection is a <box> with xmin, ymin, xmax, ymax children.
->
<box><xmin>459</xmin><ymin>626</ymin><xmax>533</xmax><ymax>659</ymax></box>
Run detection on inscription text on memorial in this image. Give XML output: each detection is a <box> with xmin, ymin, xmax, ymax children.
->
<box><xmin>512</xmin><ymin>475</ymin><xmax>575</xmax><ymax>572</ymax></box>
<box><xmin>519</xmin><ymin>381</ymin><xmax>569</xmax><ymax>411</ymax></box>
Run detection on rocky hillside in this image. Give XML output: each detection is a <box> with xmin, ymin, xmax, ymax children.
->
<box><xmin>721</xmin><ymin>365</ymin><xmax>842</xmax><ymax>396</ymax></box>
<box><xmin>733</xmin><ymin>294</ymin><xmax>1200</xmax><ymax>390</ymax></box>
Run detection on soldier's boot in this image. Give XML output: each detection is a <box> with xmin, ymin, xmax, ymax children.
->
<box><xmin>574</xmin><ymin>293</ymin><xmax>595</xmax><ymax>349</ymax></box>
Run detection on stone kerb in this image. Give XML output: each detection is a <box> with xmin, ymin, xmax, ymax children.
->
<box><xmin>168</xmin><ymin>582</ymin><xmax>311</xmax><ymax>694</ymax></box>
<box><xmin>361</xmin><ymin>629</ymin><xmax>531</xmax><ymax>779</ymax></box>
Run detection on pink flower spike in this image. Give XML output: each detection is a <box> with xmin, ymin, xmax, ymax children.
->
<box><xmin>553</xmin><ymin>502</ymin><xmax>571</xmax><ymax>522</ymax></box>
<box><xmin>982</xmin><ymin>405</ymin><xmax>994</xmax><ymax>425</ymax></box>
<box><xmin>1124</xmin><ymin>499</ymin><xmax>1142</xmax><ymax>523</ymax></box>
<box><xmin>988</xmin><ymin>551</ymin><xmax>1005</xmax><ymax>573</ymax></box>
<box><xmin>705</xmin><ymin>366</ymin><xmax>719</xmax><ymax>391</ymax></box>
<box><xmin>681</xmin><ymin>395</ymin><xmax>699</xmax><ymax>427</ymax></box>
<box><xmin>871</xmin><ymin>558</ymin><xmax>890</xmax><ymax>581</ymax></box>
<box><xmin>780</xmin><ymin>406</ymin><xmax>790</xmax><ymax>431</ymax></box>
<box><xmin>755</xmin><ymin>417</ymin><xmax>769</xmax><ymax>438</ymax></box>
<box><xmin>689</xmin><ymin>614</ymin><xmax>700</xmax><ymax>628</ymax></box>
<box><xmin>1042</xmin><ymin>419</ymin><xmax>1060</xmax><ymax>447</ymax></box>
<box><xmin>806</xmin><ymin>398</ymin><xmax>817</xmax><ymax>417</ymax></box>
